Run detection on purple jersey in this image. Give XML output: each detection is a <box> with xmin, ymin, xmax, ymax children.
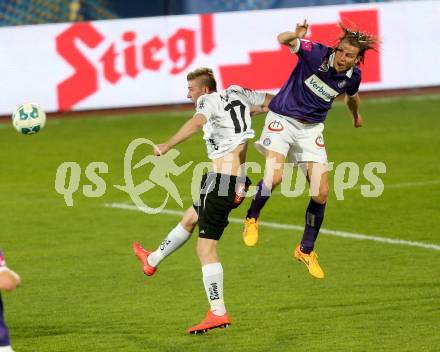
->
<box><xmin>0</xmin><ymin>250</ymin><xmax>11</xmax><ymax>347</ymax></box>
<box><xmin>269</xmin><ymin>39</ymin><xmax>362</xmax><ymax>123</ymax></box>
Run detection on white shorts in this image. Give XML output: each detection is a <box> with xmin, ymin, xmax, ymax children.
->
<box><xmin>0</xmin><ymin>346</ymin><xmax>15</xmax><ymax>352</ymax></box>
<box><xmin>255</xmin><ymin>111</ymin><xmax>328</xmax><ymax>165</ymax></box>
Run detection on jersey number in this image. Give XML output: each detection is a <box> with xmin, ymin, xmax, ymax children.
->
<box><xmin>225</xmin><ymin>100</ymin><xmax>247</xmax><ymax>133</ymax></box>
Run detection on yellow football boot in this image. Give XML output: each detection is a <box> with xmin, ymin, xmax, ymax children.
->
<box><xmin>293</xmin><ymin>245</ymin><xmax>324</xmax><ymax>279</ymax></box>
<box><xmin>243</xmin><ymin>217</ymin><xmax>259</xmax><ymax>246</ymax></box>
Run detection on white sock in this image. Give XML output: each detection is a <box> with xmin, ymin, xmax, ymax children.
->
<box><xmin>147</xmin><ymin>223</ymin><xmax>191</xmax><ymax>267</ymax></box>
<box><xmin>202</xmin><ymin>262</ymin><xmax>226</xmax><ymax>316</ymax></box>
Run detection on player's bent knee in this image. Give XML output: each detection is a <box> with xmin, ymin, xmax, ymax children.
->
<box><xmin>272</xmin><ymin>174</ymin><xmax>283</xmax><ymax>187</ymax></box>
<box><xmin>181</xmin><ymin>217</ymin><xmax>197</xmax><ymax>232</ymax></box>
<box><xmin>265</xmin><ymin>173</ymin><xmax>283</xmax><ymax>188</ymax></box>
<box><xmin>181</xmin><ymin>208</ymin><xmax>198</xmax><ymax>232</ymax></box>
<box><xmin>313</xmin><ymin>187</ymin><xmax>329</xmax><ymax>204</ymax></box>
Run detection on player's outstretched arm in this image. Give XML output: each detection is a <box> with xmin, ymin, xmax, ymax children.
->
<box><xmin>345</xmin><ymin>93</ymin><xmax>363</xmax><ymax>128</ymax></box>
<box><xmin>154</xmin><ymin>114</ymin><xmax>207</xmax><ymax>155</ymax></box>
<box><xmin>0</xmin><ymin>269</ymin><xmax>21</xmax><ymax>292</ymax></box>
<box><xmin>251</xmin><ymin>93</ymin><xmax>274</xmax><ymax>116</ymax></box>
<box><xmin>277</xmin><ymin>19</ymin><xmax>308</xmax><ymax>48</ymax></box>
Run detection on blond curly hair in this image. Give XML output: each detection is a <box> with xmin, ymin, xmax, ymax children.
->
<box><xmin>337</xmin><ymin>23</ymin><xmax>380</xmax><ymax>64</ymax></box>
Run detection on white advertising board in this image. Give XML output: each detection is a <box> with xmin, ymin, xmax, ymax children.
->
<box><xmin>1</xmin><ymin>0</ymin><xmax>439</xmax><ymax>114</ymax></box>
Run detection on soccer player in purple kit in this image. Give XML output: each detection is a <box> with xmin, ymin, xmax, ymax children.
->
<box><xmin>243</xmin><ymin>20</ymin><xmax>378</xmax><ymax>278</ymax></box>
<box><xmin>0</xmin><ymin>250</ymin><xmax>21</xmax><ymax>352</ymax></box>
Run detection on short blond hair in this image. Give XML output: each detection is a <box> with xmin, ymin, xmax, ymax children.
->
<box><xmin>187</xmin><ymin>67</ymin><xmax>217</xmax><ymax>92</ymax></box>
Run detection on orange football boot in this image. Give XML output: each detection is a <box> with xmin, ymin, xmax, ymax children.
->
<box><xmin>133</xmin><ymin>242</ymin><xmax>157</xmax><ymax>276</ymax></box>
<box><xmin>187</xmin><ymin>310</ymin><xmax>231</xmax><ymax>334</ymax></box>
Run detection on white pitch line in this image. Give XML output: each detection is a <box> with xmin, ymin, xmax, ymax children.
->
<box><xmin>270</xmin><ymin>179</ymin><xmax>440</xmax><ymax>196</ymax></box>
<box><xmin>332</xmin><ymin>93</ymin><xmax>440</xmax><ymax>106</ymax></box>
<box><xmin>349</xmin><ymin>179</ymin><xmax>440</xmax><ymax>191</ymax></box>
<box><xmin>104</xmin><ymin>202</ymin><xmax>440</xmax><ymax>251</ymax></box>
<box><xmin>382</xmin><ymin>180</ymin><xmax>440</xmax><ymax>189</ymax></box>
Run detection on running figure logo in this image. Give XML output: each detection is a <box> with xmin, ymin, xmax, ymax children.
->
<box><xmin>115</xmin><ymin>138</ymin><xmax>193</xmax><ymax>214</ymax></box>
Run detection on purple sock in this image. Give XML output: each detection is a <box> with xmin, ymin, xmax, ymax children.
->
<box><xmin>0</xmin><ymin>321</ymin><xmax>11</xmax><ymax>347</ymax></box>
<box><xmin>300</xmin><ymin>198</ymin><xmax>326</xmax><ymax>253</ymax></box>
<box><xmin>246</xmin><ymin>180</ymin><xmax>272</xmax><ymax>219</ymax></box>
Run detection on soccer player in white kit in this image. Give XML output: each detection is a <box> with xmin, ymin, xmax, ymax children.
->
<box><xmin>243</xmin><ymin>20</ymin><xmax>378</xmax><ymax>278</ymax></box>
<box><xmin>133</xmin><ymin>68</ymin><xmax>273</xmax><ymax>334</ymax></box>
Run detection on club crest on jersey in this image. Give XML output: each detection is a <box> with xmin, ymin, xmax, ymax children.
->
<box><xmin>338</xmin><ymin>80</ymin><xmax>347</xmax><ymax>88</ymax></box>
<box><xmin>263</xmin><ymin>137</ymin><xmax>271</xmax><ymax>146</ymax></box>
<box><xmin>198</xmin><ymin>98</ymin><xmax>205</xmax><ymax>109</ymax></box>
<box><xmin>318</xmin><ymin>58</ymin><xmax>329</xmax><ymax>72</ymax></box>
<box><xmin>315</xmin><ymin>135</ymin><xmax>325</xmax><ymax>148</ymax></box>
<box><xmin>268</xmin><ymin>120</ymin><xmax>284</xmax><ymax>132</ymax></box>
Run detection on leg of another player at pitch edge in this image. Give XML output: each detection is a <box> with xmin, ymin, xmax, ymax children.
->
<box><xmin>300</xmin><ymin>162</ymin><xmax>329</xmax><ymax>254</ymax></box>
<box><xmin>197</xmin><ymin>238</ymin><xmax>227</xmax><ymax>316</ymax></box>
<box><xmin>147</xmin><ymin>207</ymin><xmax>198</xmax><ymax>267</ymax></box>
<box><xmin>246</xmin><ymin>150</ymin><xmax>285</xmax><ymax>218</ymax></box>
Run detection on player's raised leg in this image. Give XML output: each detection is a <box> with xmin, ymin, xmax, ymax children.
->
<box><xmin>133</xmin><ymin>207</ymin><xmax>197</xmax><ymax>276</ymax></box>
<box><xmin>294</xmin><ymin>162</ymin><xmax>328</xmax><ymax>279</ymax></box>
<box><xmin>243</xmin><ymin>150</ymin><xmax>285</xmax><ymax>246</ymax></box>
<box><xmin>187</xmin><ymin>237</ymin><xmax>231</xmax><ymax>334</ymax></box>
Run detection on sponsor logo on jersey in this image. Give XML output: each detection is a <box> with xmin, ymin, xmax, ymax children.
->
<box><xmin>305</xmin><ymin>75</ymin><xmax>339</xmax><ymax>102</ymax></box>
<box><xmin>208</xmin><ymin>138</ymin><xmax>219</xmax><ymax>150</ymax></box>
<box><xmin>268</xmin><ymin>120</ymin><xmax>284</xmax><ymax>132</ymax></box>
<box><xmin>198</xmin><ymin>98</ymin><xmax>205</xmax><ymax>109</ymax></box>
<box><xmin>315</xmin><ymin>135</ymin><xmax>325</xmax><ymax>148</ymax></box>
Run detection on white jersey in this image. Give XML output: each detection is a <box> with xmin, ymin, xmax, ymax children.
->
<box><xmin>195</xmin><ymin>85</ymin><xmax>266</xmax><ymax>159</ymax></box>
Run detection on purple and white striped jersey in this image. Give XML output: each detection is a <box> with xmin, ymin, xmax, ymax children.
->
<box><xmin>269</xmin><ymin>39</ymin><xmax>362</xmax><ymax>123</ymax></box>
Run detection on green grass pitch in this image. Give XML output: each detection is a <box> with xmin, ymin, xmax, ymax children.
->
<box><xmin>1</xmin><ymin>94</ymin><xmax>439</xmax><ymax>351</ymax></box>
